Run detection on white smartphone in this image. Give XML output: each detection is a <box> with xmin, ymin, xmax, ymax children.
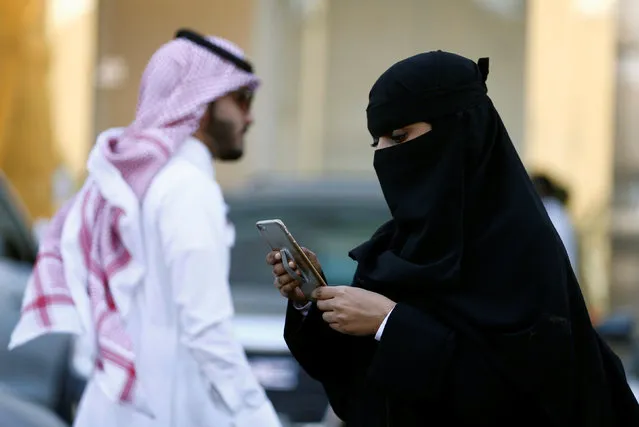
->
<box><xmin>256</xmin><ymin>219</ymin><xmax>327</xmax><ymax>299</ymax></box>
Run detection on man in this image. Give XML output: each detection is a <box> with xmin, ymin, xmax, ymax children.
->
<box><xmin>9</xmin><ymin>29</ymin><xmax>281</xmax><ymax>427</ymax></box>
<box><xmin>531</xmin><ymin>173</ymin><xmax>579</xmax><ymax>273</ymax></box>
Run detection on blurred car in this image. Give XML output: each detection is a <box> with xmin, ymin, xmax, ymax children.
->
<box><xmin>67</xmin><ymin>176</ymin><xmax>389</xmax><ymax>425</ymax></box>
<box><xmin>595</xmin><ymin>312</ymin><xmax>639</xmax><ymax>401</ymax></box>
<box><xmin>0</xmin><ymin>173</ymin><xmax>76</xmax><ymax>423</ymax></box>
<box><xmin>0</xmin><ymin>388</ymin><xmax>69</xmax><ymax>427</ymax></box>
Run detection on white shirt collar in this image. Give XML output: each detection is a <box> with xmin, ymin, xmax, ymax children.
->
<box><xmin>177</xmin><ymin>136</ymin><xmax>216</xmax><ymax>180</ymax></box>
<box><xmin>89</xmin><ymin>129</ymin><xmax>216</xmax><ymax>182</ymax></box>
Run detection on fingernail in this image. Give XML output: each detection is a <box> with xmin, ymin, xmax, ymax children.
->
<box><xmin>275</xmin><ymin>253</ymin><xmax>281</xmax><ymax>260</ymax></box>
<box><xmin>288</xmin><ymin>261</ymin><xmax>295</xmax><ymax>268</ymax></box>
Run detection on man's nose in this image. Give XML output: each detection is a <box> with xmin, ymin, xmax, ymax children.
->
<box><xmin>245</xmin><ymin>111</ymin><xmax>254</xmax><ymax>126</ymax></box>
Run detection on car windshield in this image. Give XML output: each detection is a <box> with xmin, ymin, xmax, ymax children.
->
<box><xmin>0</xmin><ymin>175</ymin><xmax>37</xmax><ymax>264</ymax></box>
<box><xmin>228</xmin><ymin>201</ymin><xmax>390</xmax><ymax>315</ymax></box>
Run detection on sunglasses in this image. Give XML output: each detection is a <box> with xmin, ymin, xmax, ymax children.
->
<box><xmin>233</xmin><ymin>88</ymin><xmax>254</xmax><ymax>112</ymax></box>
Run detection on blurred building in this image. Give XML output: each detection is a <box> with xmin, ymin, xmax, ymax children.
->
<box><xmin>1</xmin><ymin>0</ymin><xmax>637</xmax><ymax>317</ymax></box>
<box><xmin>611</xmin><ymin>0</ymin><xmax>639</xmax><ymax>316</ymax></box>
<box><xmin>91</xmin><ymin>0</ymin><xmax>527</xmax><ymax>188</ymax></box>
<box><xmin>0</xmin><ymin>1</ymin><xmax>61</xmax><ymax>218</ymax></box>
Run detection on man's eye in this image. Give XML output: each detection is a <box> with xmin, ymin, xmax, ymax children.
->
<box><xmin>234</xmin><ymin>89</ymin><xmax>254</xmax><ymax>111</ymax></box>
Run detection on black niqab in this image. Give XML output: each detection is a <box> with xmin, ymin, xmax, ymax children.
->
<box><xmin>354</xmin><ymin>52</ymin><xmax>552</xmax><ymax>329</ymax></box>
<box><xmin>346</xmin><ymin>51</ymin><xmax>639</xmax><ymax>425</ymax></box>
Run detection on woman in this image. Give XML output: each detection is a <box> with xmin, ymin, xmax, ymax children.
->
<box><xmin>266</xmin><ymin>51</ymin><xmax>639</xmax><ymax>426</ymax></box>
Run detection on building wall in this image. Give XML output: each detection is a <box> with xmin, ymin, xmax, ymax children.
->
<box><xmin>610</xmin><ymin>0</ymin><xmax>639</xmax><ymax>314</ymax></box>
<box><xmin>322</xmin><ymin>0</ymin><xmax>526</xmax><ymax>174</ymax></box>
<box><xmin>93</xmin><ymin>0</ymin><xmax>255</xmax><ymax>187</ymax></box>
<box><xmin>0</xmin><ymin>0</ymin><xmax>60</xmax><ymax>218</ymax></box>
<box><xmin>93</xmin><ymin>0</ymin><xmax>527</xmax><ymax>187</ymax></box>
<box><xmin>47</xmin><ymin>0</ymin><xmax>98</xmax><ymax>183</ymax></box>
<box><xmin>523</xmin><ymin>0</ymin><xmax>618</xmax><ymax>318</ymax></box>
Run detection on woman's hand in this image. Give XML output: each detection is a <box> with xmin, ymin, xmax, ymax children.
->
<box><xmin>312</xmin><ymin>286</ymin><xmax>396</xmax><ymax>336</ymax></box>
<box><xmin>266</xmin><ymin>247</ymin><xmax>322</xmax><ymax>304</ymax></box>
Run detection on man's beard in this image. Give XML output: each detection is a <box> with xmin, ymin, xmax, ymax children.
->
<box><xmin>207</xmin><ymin>115</ymin><xmax>245</xmax><ymax>161</ymax></box>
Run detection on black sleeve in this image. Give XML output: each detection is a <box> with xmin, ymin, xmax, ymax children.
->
<box><xmin>368</xmin><ymin>303</ymin><xmax>559</xmax><ymax>424</ymax></box>
<box><xmin>366</xmin><ymin>303</ymin><xmax>456</xmax><ymax>399</ymax></box>
<box><xmin>284</xmin><ymin>271</ymin><xmax>372</xmax><ymax>383</ymax></box>
<box><xmin>286</xmin><ymin>300</ymin><xmax>547</xmax><ymax>423</ymax></box>
<box><xmin>284</xmin><ymin>301</ymin><xmax>353</xmax><ymax>380</ymax></box>
<box><xmin>283</xmin><ymin>299</ymin><xmax>458</xmax><ymax>419</ymax></box>
<box><xmin>284</xmin><ymin>300</ymin><xmax>374</xmax><ymax>419</ymax></box>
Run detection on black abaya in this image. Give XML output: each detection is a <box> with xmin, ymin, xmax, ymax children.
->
<box><xmin>284</xmin><ymin>51</ymin><xmax>639</xmax><ymax>426</ymax></box>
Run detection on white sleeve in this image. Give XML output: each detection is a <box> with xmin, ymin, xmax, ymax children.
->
<box><xmin>375</xmin><ymin>307</ymin><xmax>395</xmax><ymax>341</ymax></box>
<box><xmin>159</xmin><ymin>179</ymin><xmax>279</xmax><ymax>426</ymax></box>
<box><xmin>293</xmin><ymin>301</ymin><xmax>311</xmax><ymax>316</ymax></box>
<box><xmin>546</xmin><ymin>203</ymin><xmax>579</xmax><ymax>274</ymax></box>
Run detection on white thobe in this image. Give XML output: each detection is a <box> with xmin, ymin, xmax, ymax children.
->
<box><xmin>73</xmin><ymin>137</ymin><xmax>281</xmax><ymax>427</ymax></box>
<box><xmin>542</xmin><ymin>197</ymin><xmax>579</xmax><ymax>274</ymax></box>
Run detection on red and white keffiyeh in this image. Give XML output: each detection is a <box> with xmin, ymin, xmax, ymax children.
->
<box><xmin>9</xmin><ymin>34</ymin><xmax>259</xmax><ymax>416</ymax></box>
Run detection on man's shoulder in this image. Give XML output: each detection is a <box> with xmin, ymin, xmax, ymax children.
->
<box><xmin>147</xmin><ymin>157</ymin><xmax>223</xmax><ymax>208</ymax></box>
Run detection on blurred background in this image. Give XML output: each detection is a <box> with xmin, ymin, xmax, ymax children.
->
<box><xmin>1</xmin><ymin>0</ymin><xmax>638</xmax><ymax>426</ymax></box>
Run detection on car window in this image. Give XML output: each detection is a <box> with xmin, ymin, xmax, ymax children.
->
<box><xmin>0</xmin><ymin>175</ymin><xmax>38</xmax><ymax>264</ymax></box>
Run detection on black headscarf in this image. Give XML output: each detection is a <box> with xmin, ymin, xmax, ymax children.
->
<box><xmin>349</xmin><ymin>51</ymin><xmax>639</xmax><ymax>425</ymax></box>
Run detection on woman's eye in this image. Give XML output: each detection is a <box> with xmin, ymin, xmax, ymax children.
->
<box><xmin>391</xmin><ymin>131</ymin><xmax>408</xmax><ymax>143</ymax></box>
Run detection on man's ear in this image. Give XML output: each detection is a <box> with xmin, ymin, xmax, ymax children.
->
<box><xmin>200</xmin><ymin>103</ymin><xmax>213</xmax><ymax>127</ymax></box>
<box><xmin>194</xmin><ymin>102</ymin><xmax>213</xmax><ymax>139</ymax></box>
